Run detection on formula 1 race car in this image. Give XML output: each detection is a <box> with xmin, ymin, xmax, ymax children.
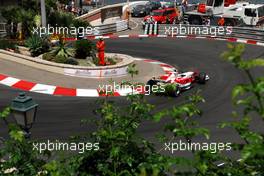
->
<box><xmin>146</xmin><ymin>70</ymin><xmax>209</xmax><ymax>97</ymax></box>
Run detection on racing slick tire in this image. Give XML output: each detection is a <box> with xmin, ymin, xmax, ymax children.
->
<box><xmin>173</xmin><ymin>86</ymin><xmax>181</xmax><ymax>97</ymax></box>
<box><xmin>167</xmin><ymin>85</ymin><xmax>181</xmax><ymax>97</ymax></box>
<box><xmin>197</xmin><ymin>72</ymin><xmax>206</xmax><ymax>84</ymax></box>
<box><xmin>146</xmin><ymin>79</ymin><xmax>157</xmax><ymax>93</ymax></box>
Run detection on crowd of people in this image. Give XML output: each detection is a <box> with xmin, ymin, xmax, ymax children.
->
<box><xmin>56</xmin><ymin>0</ymin><xmax>102</xmax><ymax>17</ymax></box>
<box><xmin>56</xmin><ymin>0</ymin><xmax>84</xmax><ymax>16</ymax></box>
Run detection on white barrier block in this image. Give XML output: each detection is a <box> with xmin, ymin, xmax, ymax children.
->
<box><xmin>237</xmin><ymin>39</ymin><xmax>247</xmax><ymax>43</ymax></box>
<box><xmin>257</xmin><ymin>42</ymin><xmax>264</xmax><ymax>46</ymax></box>
<box><xmin>118</xmin><ymin>35</ymin><xmax>129</xmax><ymax>38</ymax></box>
<box><xmin>116</xmin><ymin>87</ymin><xmax>133</xmax><ymax>96</ymax></box>
<box><xmin>154</xmin><ymin>22</ymin><xmax>158</xmax><ymax>35</ymax></box>
<box><xmin>138</xmin><ymin>34</ymin><xmax>149</xmax><ymax>37</ymax></box>
<box><xmin>157</xmin><ymin>35</ymin><xmax>168</xmax><ymax>37</ymax></box>
<box><xmin>144</xmin><ymin>24</ymin><xmax>149</xmax><ymax>35</ymax></box>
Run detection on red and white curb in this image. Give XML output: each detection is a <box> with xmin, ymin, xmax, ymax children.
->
<box><xmin>0</xmin><ymin>59</ymin><xmax>175</xmax><ymax>97</ymax></box>
<box><xmin>64</xmin><ymin>35</ymin><xmax>264</xmax><ymax>47</ymax></box>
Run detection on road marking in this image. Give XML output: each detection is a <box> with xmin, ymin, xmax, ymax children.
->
<box><xmin>130</xmin><ymin>19</ymin><xmax>139</xmax><ymax>30</ymax></box>
<box><xmin>12</xmin><ymin>80</ymin><xmax>36</xmax><ymax>91</ymax></box>
<box><xmin>0</xmin><ymin>77</ymin><xmax>20</xmax><ymax>86</ymax></box>
<box><xmin>77</xmin><ymin>89</ymin><xmax>99</xmax><ymax>97</ymax></box>
<box><xmin>30</xmin><ymin>84</ymin><xmax>57</xmax><ymax>95</ymax></box>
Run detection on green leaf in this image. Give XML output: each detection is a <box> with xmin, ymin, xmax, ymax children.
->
<box><xmin>153</xmin><ymin>110</ymin><xmax>167</xmax><ymax>122</ymax></box>
<box><xmin>0</xmin><ymin>107</ymin><xmax>10</xmax><ymax>120</ymax></box>
<box><xmin>110</xmin><ymin>147</ymin><xmax>120</xmax><ymax>158</ymax></box>
<box><xmin>9</xmin><ymin>130</ymin><xmax>24</xmax><ymax>142</ymax></box>
<box><xmin>232</xmin><ymin>85</ymin><xmax>246</xmax><ymax>100</ymax></box>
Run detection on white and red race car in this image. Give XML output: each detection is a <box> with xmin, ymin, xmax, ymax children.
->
<box><xmin>146</xmin><ymin>69</ymin><xmax>210</xmax><ymax>97</ymax></box>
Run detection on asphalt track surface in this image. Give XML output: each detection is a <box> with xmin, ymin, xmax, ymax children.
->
<box><xmin>0</xmin><ymin>38</ymin><xmax>264</xmax><ymax>156</ymax></box>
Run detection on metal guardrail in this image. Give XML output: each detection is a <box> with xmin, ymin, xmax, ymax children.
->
<box><xmin>0</xmin><ymin>23</ymin><xmax>6</xmax><ymax>31</ymax></box>
<box><xmin>0</xmin><ymin>23</ymin><xmax>6</xmax><ymax>37</ymax></box>
<box><xmin>116</xmin><ymin>20</ymin><xmax>128</xmax><ymax>32</ymax></box>
<box><xmin>94</xmin><ymin>20</ymin><xmax>128</xmax><ymax>35</ymax></box>
<box><xmin>0</xmin><ymin>23</ymin><xmax>5</xmax><ymax>30</ymax></box>
<box><xmin>149</xmin><ymin>24</ymin><xmax>264</xmax><ymax>42</ymax></box>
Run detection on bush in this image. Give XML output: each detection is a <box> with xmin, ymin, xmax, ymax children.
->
<box><xmin>48</xmin><ymin>11</ymin><xmax>75</xmax><ymax>27</ymax></box>
<box><xmin>0</xmin><ymin>40</ymin><xmax>17</xmax><ymax>50</ymax></box>
<box><xmin>54</xmin><ymin>55</ymin><xmax>67</xmax><ymax>64</ymax></box>
<box><xmin>65</xmin><ymin>58</ymin><xmax>78</xmax><ymax>65</ymax></box>
<box><xmin>106</xmin><ymin>57</ymin><xmax>117</xmax><ymax>65</ymax></box>
<box><xmin>73</xmin><ymin>19</ymin><xmax>90</xmax><ymax>28</ymax></box>
<box><xmin>53</xmin><ymin>55</ymin><xmax>78</xmax><ymax>65</ymax></box>
<box><xmin>25</xmin><ymin>35</ymin><xmax>49</xmax><ymax>57</ymax></box>
<box><xmin>74</xmin><ymin>39</ymin><xmax>95</xmax><ymax>59</ymax></box>
<box><xmin>42</xmin><ymin>52</ymin><xmax>55</xmax><ymax>61</ymax></box>
<box><xmin>51</xmin><ymin>37</ymin><xmax>74</xmax><ymax>58</ymax></box>
<box><xmin>92</xmin><ymin>57</ymin><xmax>100</xmax><ymax>66</ymax></box>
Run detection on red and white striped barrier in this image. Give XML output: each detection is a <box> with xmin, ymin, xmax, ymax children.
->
<box><xmin>64</xmin><ymin>34</ymin><xmax>264</xmax><ymax>47</ymax></box>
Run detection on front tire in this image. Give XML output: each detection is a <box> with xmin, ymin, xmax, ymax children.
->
<box><xmin>225</xmin><ymin>19</ymin><xmax>235</xmax><ymax>26</ymax></box>
<box><xmin>189</xmin><ymin>16</ymin><xmax>202</xmax><ymax>25</ymax></box>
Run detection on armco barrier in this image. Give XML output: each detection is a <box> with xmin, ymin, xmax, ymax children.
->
<box><xmin>94</xmin><ymin>23</ymin><xmax>117</xmax><ymax>35</ymax></box>
<box><xmin>93</xmin><ymin>20</ymin><xmax>128</xmax><ymax>35</ymax></box>
<box><xmin>78</xmin><ymin>3</ymin><xmax>126</xmax><ymax>23</ymax></box>
<box><xmin>0</xmin><ymin>23</ymin><xmax>6</xmax><ymax>37</ymax></box>
<box><xmin>154</xmin><ymin>24</ymin><xmax>264</xmax><ymax>42</ymax></box>
<box><xmin>116</xmin><ymin>20</ymin><xmax>128</xmax><ymax>32</ymax></box>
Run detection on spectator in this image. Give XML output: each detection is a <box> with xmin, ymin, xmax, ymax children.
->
<box><xmin>71</xmin><ymin>0</ymin><xmax>75</xmax><ymax>13</ymax></box>
<box><xmin>166</xmin><ymin>15</ymin><xmax>170</xmax><ymax>24</ymax></box>
<box><xmin>181</xmin><ymin>0</ymin><xmax>188</xmax><ymax>14</ymax></box>
<box><xmin>218</xmin><ymin>17</ymin><xmax>225</xmax><ymax>26</ymax></box>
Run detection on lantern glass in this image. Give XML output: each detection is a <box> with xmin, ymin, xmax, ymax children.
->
<box><xmin>25</xmin><ymin>107</ymin><xmax>36</xmax><ymax>125</ymax></box>
<box><xmin>13</xmin><ymin>111</ymin><xmax>26</xmax><ymax>127</ymax></box>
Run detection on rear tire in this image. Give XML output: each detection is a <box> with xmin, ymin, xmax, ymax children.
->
<box><xmin>198</xmin><ymin>72</ymin><xmax>206</xmax><ymax>84</ymax></box>
<box><xmin>146</xmin><ymin>80</ymin><xmax>157</xmax><ymax>93</ymax></box>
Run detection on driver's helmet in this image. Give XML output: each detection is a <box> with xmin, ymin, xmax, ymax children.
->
<box><xmin>173</xmin><ymin>69</ymin><xmax>179</xmax><ymax>77</ymax></box>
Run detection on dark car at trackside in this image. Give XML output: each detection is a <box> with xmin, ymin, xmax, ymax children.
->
<box><xmin>131</xmin><ymin>5</ymin><xmax>150</xmax><ymax>17</ymax></box>
<box><xmin>145</xmin><ymin>1</ymin><xmax>162</xmax><ymax>12</ymax></box>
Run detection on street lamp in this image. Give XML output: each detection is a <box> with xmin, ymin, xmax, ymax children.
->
<box><xmin>127</xmin><ymin>0</ymin><xmax>131</xmax><ymax>29</ymax></box>
<box><xmin>10</xmin><ymin>92</ymin><xmax>38</xmax><ymax>139</ymax></box>
<box><xmin>40</xmin><ymin>0</ymin><xmax>47</xmax><ymax>27</ymax></box>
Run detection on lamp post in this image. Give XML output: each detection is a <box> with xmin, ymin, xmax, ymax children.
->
<box><xmin>10</xmin><ymin>92</ymin><xmax>38</xmax><ymax>139</ymax></box>
<box><xmin>40</xmin><ymin>0</ymin><xmax>47</xmax><ymax>27</ymax></box>
<box><xmin>127</xmin><ymin>0</ymin><xmax>131</xmax><ymax>29</ymax></box>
